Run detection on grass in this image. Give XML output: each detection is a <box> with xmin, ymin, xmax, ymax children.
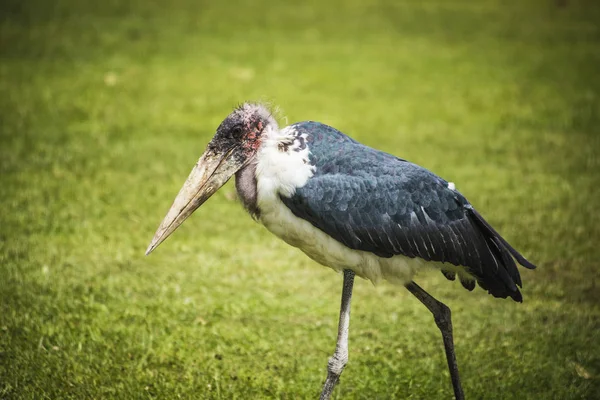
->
<box><xmin>1</xmin><ymin>0</ymin><xmax>599</xmax><ymax>398</ymax></box>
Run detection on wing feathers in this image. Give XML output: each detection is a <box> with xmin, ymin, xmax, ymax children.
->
<box><xmin>278</xmin><ymin>122</ymin><xmax>534</xmax><ymax>301</ymax></box>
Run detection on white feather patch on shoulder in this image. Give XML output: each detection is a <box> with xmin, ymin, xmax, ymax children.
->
<box><xmin>255</xmin><ymin>125</ymin><xmax>314</xmax><ymax>201</ymax></box>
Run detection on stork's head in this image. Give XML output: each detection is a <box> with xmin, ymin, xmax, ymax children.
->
<box><xmin>145</xmin><ymin>103</ymin><xmax>277</xmax><ymax>255</ymax></box>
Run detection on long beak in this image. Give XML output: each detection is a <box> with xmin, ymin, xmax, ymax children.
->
<box><xmin>145</xmin><ymin>148</ymin><xmax>241</xmax><ymax>255</ymax></box>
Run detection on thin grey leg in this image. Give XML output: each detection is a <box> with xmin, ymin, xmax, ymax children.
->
<box><xmin>406</xmin><ymin>281</ymin><xmax>465</xmax><ymax>400</ymax></box>
<box><xmin>320</xmin><ymin>269</ymin><xmax>355</xmax><ymax>400</ymax></box>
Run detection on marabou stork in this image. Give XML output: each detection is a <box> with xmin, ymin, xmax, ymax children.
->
<box><xmin>146</xmin><ymin>103</ymin><xmax>536</xmax><ymax>400</ymax></box>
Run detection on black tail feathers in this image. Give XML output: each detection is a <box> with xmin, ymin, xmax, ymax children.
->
<box><xmin>466</xmin><ymin>207</ymin><xmax>536</xmax><ymax>302</ymax></box>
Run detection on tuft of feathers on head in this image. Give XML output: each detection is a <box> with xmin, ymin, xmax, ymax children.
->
<box><xmin>233</xmin><ymin>102</ymin><xmax>281</xmax><ymax>132</ymax></box>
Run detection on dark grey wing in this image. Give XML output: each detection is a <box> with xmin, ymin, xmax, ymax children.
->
<box><xmin>280</xmin><ymin>154</ymin><xmax>535</xmax><ymax>302</ymax></box>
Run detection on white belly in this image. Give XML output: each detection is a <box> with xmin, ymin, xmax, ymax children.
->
<box><xmin>258</xmin><ymin>196</ymin><xmax>428</xmax><ymax>285</ymax></box>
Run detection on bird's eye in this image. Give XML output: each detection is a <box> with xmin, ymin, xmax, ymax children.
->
<box><xmin>231</xmin><ymin>125</ymin><xmax>244</xmax><ymax>138</ymax></box>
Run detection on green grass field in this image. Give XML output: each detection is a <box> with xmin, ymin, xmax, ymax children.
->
<box><xmin>1</xmin><ymin>0</ymin><xmax>599</xmax><ymax>398</ymax></box>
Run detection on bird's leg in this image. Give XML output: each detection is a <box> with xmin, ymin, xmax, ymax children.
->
<box><xmin>406</xmin><ymin>282</ymin><xmax>465</xmax><ymax>400</ymax></box>
<box><xmin>319</xmin><ymin>269</ymin><xmax>355</xmax><ymax>400</ymax></box>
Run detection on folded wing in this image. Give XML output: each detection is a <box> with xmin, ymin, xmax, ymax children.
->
<box><xmin>280</xmin><ymin>131</ymin><xmax>535</xmax><ymax>301</ymax></box>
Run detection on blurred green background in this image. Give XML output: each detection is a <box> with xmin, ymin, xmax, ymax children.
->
<box><xmin>1</xmin><ymin>0</ymin><xmax>599</xmax><ymax>398</ymax></box>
